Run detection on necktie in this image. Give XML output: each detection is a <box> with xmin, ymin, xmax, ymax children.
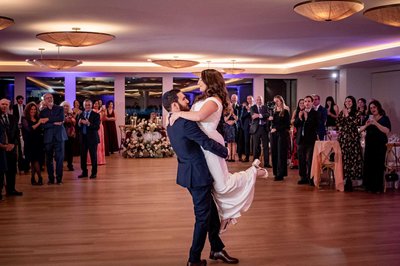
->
<box><xmin>258</xmin><ymin>106</ymin><xmax>264</xmax><ymax>125</ymax></box>
<box><xmin>83</xmin><ymin>112</ymin><xmax>88</xmax><ymax>134</ymax></box>
<box><xmin>2</xmin><ymin>114</ymin><xmax>9</xmax><ymax>126</ymax></box>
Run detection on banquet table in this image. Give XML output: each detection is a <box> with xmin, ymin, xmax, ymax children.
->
<box><xmin>310</xmin><ymin>140</ymin><xmax>344</xmax><ymax>192</ymax></box>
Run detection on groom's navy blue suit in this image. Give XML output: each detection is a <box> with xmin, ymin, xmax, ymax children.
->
<box><xmin>167</xmin><ymin>117</ymin><xmax>227</xmax><ymax>264</ymax></box>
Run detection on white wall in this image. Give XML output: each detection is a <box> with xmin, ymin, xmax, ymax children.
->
<box><xmin>370</xmin><ymin>69</ymin><xmax>400</xmax><ymax>133</ymax></box>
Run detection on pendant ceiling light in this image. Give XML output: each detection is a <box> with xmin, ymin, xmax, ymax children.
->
<box><xmin>0</xmin><ymin>16</ymin><xmax>14</xmax><ymax>30</ymax></box>
<box><xmin>223</xmin><ymin>60</ymin><xmax>245</xmax><ymax>75</ymax></box>
<box><xmin>192</xmin><ymin>61</ymin><xmax>211</xmax><ymax>77</ymax></box>
<box><xmin>364</xmin><ymin>4</ymin><xmax>400</xmax><ymax>27</ymax></box>
<box><xmin>26</xmin><ymin>47</ymin><xmax>82</xmax><ymax>70</ymax></box>
<box><xmin>294</xmin><ymin>0</ymin><xmax>364</xmax><ymax>22</ymax></box>
<box><xmin>151</xmin><ymin>57</ymin><xmax>199</xmax><ymax>69</ymax></box>
<box><xmin>36</xmin><ymin>27</ymin><xmax>115</xmax><ymax>47</ymax></box>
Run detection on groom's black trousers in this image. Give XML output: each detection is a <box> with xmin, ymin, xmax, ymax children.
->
<box><xmin>188</xmin><ymin>185</ymin><xmax>225</xmax><ymax>263</ymax></box>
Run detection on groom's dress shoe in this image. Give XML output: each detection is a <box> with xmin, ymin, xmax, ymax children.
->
<box><xmin>187</xmin><ymin>259</ymin><xmax>207</xmax><ymax>266</ymax></box>
<box><xmin>210</xmin><ymin>250</ymin><xmax>239</xmax><ymax>264</ymax></box>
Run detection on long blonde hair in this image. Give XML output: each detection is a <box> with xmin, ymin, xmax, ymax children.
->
<box><xmin>274</xmin><ymin>95</ymin><xmax>288</xmax><ymax>117</ymax></box>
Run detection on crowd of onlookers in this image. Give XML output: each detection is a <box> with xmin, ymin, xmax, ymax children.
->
<box><xmin>0</xmin><ymin>94</ymin><xmax>120</xmax><ymax>200</ymax></box>
<box><xmin>223</xmin><ymin>93</ymin><xmax>392</xmax><ymax>193</ymax></box>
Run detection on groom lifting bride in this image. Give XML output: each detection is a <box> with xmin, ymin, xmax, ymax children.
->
<box><xmin>163</xmin><ymin>69</ymin><xmax>267</xmax><ymax>266</ymax></box>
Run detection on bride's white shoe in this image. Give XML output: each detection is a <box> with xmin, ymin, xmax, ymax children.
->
<box><xmin>219</xmin><ymin>218</ymin><xmax>232</xmax><ymax>235</ymax></box>
<box><xmin>252</xmin><ymin>159</ymin><xmax>268</xmax><ymax>179</ymax></box>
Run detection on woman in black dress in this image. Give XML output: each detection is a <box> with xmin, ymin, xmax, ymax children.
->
<box><xmin>360</xmin><ymin>100</ymin><xmax>391</xmax><ymax>193</ymax></box>
<box><xmin>337</xmin><ymin>96</ymin><xmax>363</xmax><ymax>191</ymax></box>
<box><xmin>357</xmin><ymin>98</ymin><xmax>368</xmax><ymax>126</ymax></box>
<box><xmin>270</xmin><ymin>95</ymin><xmax>290</xmax><ymax>181</ymax></box>
<box><xmin>325</xmin><ymin>96</ymin><xmax>339</xmax><ymax>129</ymax></box>
<box><xmin>103</xmin><ymin>100</ymin><xmax>119</xmax><ymax>155</ymax></box>
<box><xmin>21</xmin><ymin>102</ymin><xmax>46</xmax><ymax>185</ymax></box>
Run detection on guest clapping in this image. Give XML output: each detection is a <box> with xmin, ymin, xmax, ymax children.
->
<box><xmin>21</xmin><ymin>102</ymin><xmax>46</xmax><ymax>185</ymax></box>
<box><xmin>224</xmin><ymin>104</ymin><xmax>238</xmax><ymax>162</ymax></box>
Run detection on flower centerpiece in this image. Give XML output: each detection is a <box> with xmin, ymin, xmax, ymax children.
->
<box><xmin>122</xmin><ymin>119</ymin><xmax>174</xmax><ymax>158</ymax></box>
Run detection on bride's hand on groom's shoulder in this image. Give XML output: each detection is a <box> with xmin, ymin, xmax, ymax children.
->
<box><xmin>169</xmin><ymin>112</ymin><xmax>181</xmax><ymax>126</ymax></box>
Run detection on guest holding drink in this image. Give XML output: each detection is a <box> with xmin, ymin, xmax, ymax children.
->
<box><xmin>21</xmin><ymin>102</ymin><xmax>46</xmax><ymax>185</ymax></box>
<box><xmin>103</xmin><ymin>100</ymin><xmax>119</xmax><ymax>155</ymax></box>
<box><xmin>337</xmin><ymin>96</ymin><xmax>363</xmax><ymax>192</ymax></box>
<box><xmin>360</xmin><ymin>100</ymin><xmax>391</xmax><ymax>193</ymax></box>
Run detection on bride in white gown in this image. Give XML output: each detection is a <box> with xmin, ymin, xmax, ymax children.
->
<box><xmin>171</xmin><ymin>69</ymin><xmax>267</xmax><ymax>233</ymax></box>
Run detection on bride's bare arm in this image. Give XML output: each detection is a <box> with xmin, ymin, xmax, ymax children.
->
<box><xmin>170</xmin><ymin>100</ymin><xmax>219</xmax><ymax>124</ymax></box>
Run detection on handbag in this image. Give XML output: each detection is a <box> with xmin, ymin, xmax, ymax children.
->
<box><xmin>249</xmin><ymin>123</ymin><xmax>258</xmax><ymax>135</ymax></box>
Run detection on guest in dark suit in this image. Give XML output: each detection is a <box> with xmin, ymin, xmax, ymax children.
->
<box><xmin>39</xmin><ymin>93</ymin><xmax>68</xmax><ymax>184</ymax></box>
<box><xmin>312</xmin><ymin>94</ymin><xmax>327</xmax><ymax>140</ymax></box>
<box><xmin>294</xmin><ymin>95</ymin><xmax>319</xmax><ymax>185</ymax></box>
<box><xmin>0</xmin><ymin>98</ymin><xmax>23</xmax><ymax>196</ymax></box>
<box><xmin>230</xmin><ymin>94</ymin><xmax>241</xmax><ymax>158</ymax></box>
<box><xmin>250</xmin><ymin>96</ymin><xmax>271</xmax><ymax>168</ymax></box>
<box><xmin>239</xmin><ymin>96</ymin><xmax>254</xmax><ymax>162</ymax></box>
<box><xmin>78</xmin><ymin>99</ymin><xmax>100</xmax><ymax>179</ymax></box>
<box><xmin>162</xmin><ymin>89</ymin><xmax>238</xmax><ymax>266</ymax></box>
<box><xmin>0</xmin><ymin>115</ymin><xmax>10</xmax><ymax>200</ymax></box>
<box><xmin>12</xmin><ymin>95</ymin><xmax>29</xmax><ymax>173</ymax></box>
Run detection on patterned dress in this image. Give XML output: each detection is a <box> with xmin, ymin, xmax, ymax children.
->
<box><xmin>337</xmin><ymin>111</ymin><xmax>363</xmax><ymax>181</ymax></box>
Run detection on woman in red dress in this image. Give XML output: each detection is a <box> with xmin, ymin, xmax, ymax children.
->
<box><xmin>103</xmin><ymin>100</ymin><xmax>119</xmax><ymax>155</ymax></box>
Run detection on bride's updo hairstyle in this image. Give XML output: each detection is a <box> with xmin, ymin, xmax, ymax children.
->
<box><xmin>196</xmin><ymin>69</ymin><xmax>229</xmax><ymax>113</ymax></box>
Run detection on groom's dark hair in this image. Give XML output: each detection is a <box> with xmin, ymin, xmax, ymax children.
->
<box><xmin>162</xmin><ymin>89</ymin><xmax>180</xmax><ymax>112</ymax></box>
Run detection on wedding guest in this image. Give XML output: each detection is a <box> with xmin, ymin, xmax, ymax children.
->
<box><xmin>290</xmin><ymin>99</ymin><xmax>304</xmax><ymax>169</ymax></box>
<box><xmin>61</xmin><ymin>101</ymin><xmax>76</xmax><ymax>171</ymax></box>
<box><xmin>103</xmin><ymin>100</ymin><xmax>119</xmax><ymax>155</ymax></box>
<box><xmin>0</xmin><ymin>123</ymin><xmax>8</xmax><ymax>200</ymax></box>
<box><xmin>88</xmin><ymin>100</ymin><xmax>106</xmax><ymax>166</ymax></box>
<box><xmin>312</xmin><ymin>94</ymin><xmax>327</xmax><ymax>140</ymax></box>
<box><xmin>325</xmin><ymin>96</ymin><xmax>339</xmax><ymax>129</ymax></box>
<box><xmin>294</xmin><ymin>96</ymin><xmax>318</xmax><ymax>185</ymax></box>
<box><xmin>0</xmin><ymin>98</ymin><xmax>23</xmax><ymax>196</ymax></box>
<box><xmin>238</xmin><ymin>96</ymin><xmax>254</xmax><ymax>162</ymax></box>
<box><xmin>223</xmin><ymin>103</ymin><xmax>238</xmax><ymax>162</ymax></box>
<box><xmin>251</xmin><ymin>96</ymin><xmax>271</xmax><ymax>168</ymax></box>
<box><xmin>357</xmin><ymin>98</ymin><xmax>368</xmax><ymax>126</ymax></box>
<box><xmin>72</xmin><ymin>100</ymin><xmax>82</xmax><ymax>157</ymax></box>
<box><xmin>360</xmin><ymin>100</ymin><xmax>391</xmax><ymax>193</ymax></box>
<box><xmin>78</xmin><ymin>99</ymin><xmax>100</xmax><ymax>179</ymax></box>
<box><xmin>337</xmin><ymin>96</ymin><xmax>363</xmax><ymax>192</ymax></box>
<box><xmin>270</xmin><ymin>95</ymin><xmax>290</xmax><ymax>181</ymax></box>
<box><xmin>39</xmin><ymin>93</ymin><xmax>67</xmax><ymax>185</ymax></box>
<box><xmin>12</xmin><ymin>95</ymin><xmax>29</xmax><ymax>174</ymax></box>
<box><xmin>21</xmin><ymin>102</ymin><xmax>46</xmax><ymax>185</ymax></box>
<box><xmin>230</xmin><ymin>94</ymin><xmax>241</xmax><ymax>155</ymax></box>
<box><xmin>39</xmin><ymin>100</ymin><xmax>46</xmax><ymax>111</ymax></box>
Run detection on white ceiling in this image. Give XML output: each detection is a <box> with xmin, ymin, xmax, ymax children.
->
<box><xmin>1</xmin><ymin>0</ymin><xmax>400</xmax><ymax>74</ymax></box>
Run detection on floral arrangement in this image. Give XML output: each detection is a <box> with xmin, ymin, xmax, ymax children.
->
<box><xmin>122</xmin><ymin>120</ymin><xmax>174</xmax><ymax>158</ymax></box>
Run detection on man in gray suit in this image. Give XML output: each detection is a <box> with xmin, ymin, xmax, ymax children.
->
<box><xmin>39</xmin><ymin>93</ymin><xmax>67</xmax><ymax>184</ymax></box>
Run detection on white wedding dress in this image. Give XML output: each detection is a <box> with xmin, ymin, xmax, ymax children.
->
<box><xmin>192</xmin><ymin>97</ymin><xmax>257</xmax><ymax>223</ymax></box>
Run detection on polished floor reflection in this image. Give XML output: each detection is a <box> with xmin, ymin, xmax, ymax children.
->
<box><xmin>0</xmin><ymin>156</ymin><xmax>399</xmax><ymax>266</ymax></box>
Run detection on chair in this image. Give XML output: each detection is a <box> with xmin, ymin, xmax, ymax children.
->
<box><xmin>118</xmin><ymin>125</ymin><xmax>126</xmax><ymax>153</ymax></box>
<box><xmin>384</xmin><ymin>142</ymin><xmax>400</xmax><ymax>192</ymax></box>
<box><xmin>319</xmin><ymin>147</ymin><xmax>335</xmax><ymax>188</ymax></box>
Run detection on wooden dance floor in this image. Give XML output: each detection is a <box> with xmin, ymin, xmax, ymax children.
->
<box><xmin>1</xmin><ymin>155</ymin><xmax>400</xmax><ymax>266</ymax></box>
